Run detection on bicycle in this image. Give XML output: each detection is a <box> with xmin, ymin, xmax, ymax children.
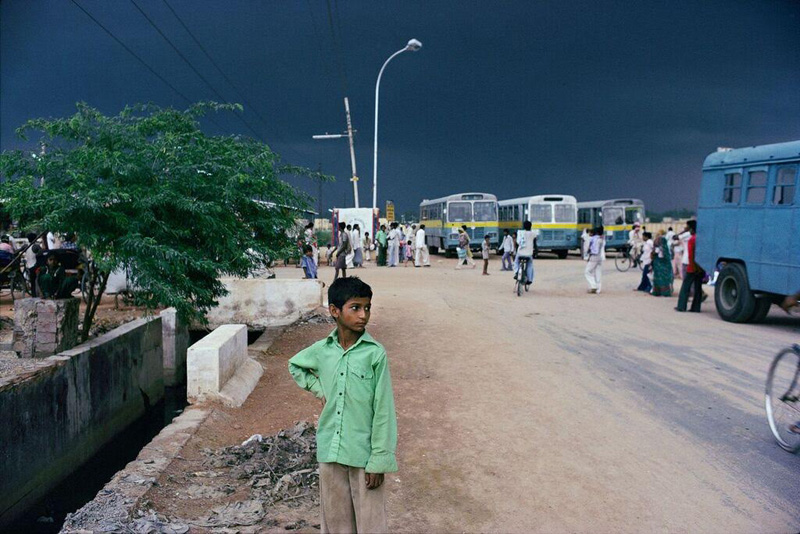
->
<box><xmin>765</xmin><ymin>344</ymin><xmax>800</xmax><ymax>453</ymax></box>
<box><xmin>615</xmin><ymin>245</ymin><xmax>644</xmax><ymax>272</ymax></box>
<box><xmin>514</xmin><ymin>256</ymin><xmax>531</xmax><ymax>297</ymax></box>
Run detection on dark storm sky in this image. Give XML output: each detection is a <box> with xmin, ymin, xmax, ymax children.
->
<box><xmin>2</xmin><ymin>1</ymin><xmax>799</xmax><ymax>216</ymax></box>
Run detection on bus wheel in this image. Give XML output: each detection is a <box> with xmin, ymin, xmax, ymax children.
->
<box><xmin>714</xmin><ymin>263</ymin><xmax>756</xmax><ymax>323</ymax></box>
<box><xmin>556</xmin><ymin>250</ymin><xmax>568</xmax><ymax>259</ymax></box>
<box><xmin>747</xmin><ymin>298</ymin><xmax>772</xmax><ymax>323</ymax></box>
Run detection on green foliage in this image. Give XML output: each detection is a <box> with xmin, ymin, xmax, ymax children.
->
<box><xmin>0</xmin><ymin>102</ymin><xmax>319</xmax><ymax>335</ymax></box>
<box><xmin>314</xmin><ymin>229</ymin><xmax>332</xmax><ymax>247</ymax></box>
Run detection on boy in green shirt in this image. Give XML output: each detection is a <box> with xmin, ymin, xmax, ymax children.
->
<box><xmin>288</xmin><ymin>277</ymin><xmax>397</xmax><ymax>534</ymax></box>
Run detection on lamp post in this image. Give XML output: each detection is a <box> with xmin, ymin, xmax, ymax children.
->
<box><xmin>372</xmin><ymin>38</ymin><xmax>422</xmax><ymax>210</ymax></box>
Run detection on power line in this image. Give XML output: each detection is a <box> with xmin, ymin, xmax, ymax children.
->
<box><xmin>69</xmin><ymin>0</ymin><xmax>226</xmax><ymax>131</ymax></box>
<box><xmin>128</xmin><ymin>0</ymin><xmax>267</xmax><ymax>141</ymax></box>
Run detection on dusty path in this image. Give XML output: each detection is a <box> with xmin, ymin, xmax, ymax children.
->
<box><xmin>289</xmin><ymin>254</ymin><xmax>800</xmax><ymax>533</ymax></box>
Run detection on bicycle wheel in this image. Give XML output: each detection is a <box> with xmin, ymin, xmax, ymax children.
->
<box><xmin>615</xmin><ymin>254</ymin><xmax>630</xmax><ymax>272</ymax></box>
<box><xmin>10</xmin><ymin>272</ymin><xmax>28</xmax><ymax>301</ymax></box>
<box><xmin>765</xmin><ymin>345</ymin><xmax>800</xmax><ymax>453</ymax></box>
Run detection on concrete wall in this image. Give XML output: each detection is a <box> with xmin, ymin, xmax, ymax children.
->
<box><xmin>187</xmin><ymin>324</ymin><xmax>246</xmax><ymax>399</ymax></box>
<box><xmin>205</xmin><ymin>278</ymin><xmax>323</xmax><ymax>329</ymax></box>
<box><xmin>160</xmin><ymin>308</ymin><xmax>189</xmax><ymax>387</ymax></box>
<box><xmin>0</xmin><ymin>317</ymin><xmax>164</xmax><ymax>528</ymax></box>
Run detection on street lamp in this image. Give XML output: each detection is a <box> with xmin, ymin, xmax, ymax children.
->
<box><xmin>372</xmin><ymin>38</ymin><xmax>422</xmax><ymax>210</ymax></box>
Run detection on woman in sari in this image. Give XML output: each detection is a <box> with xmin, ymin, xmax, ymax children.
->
<box><xmin>651</xmin><ymin>230</ymin><xmax>674</xmax><ymax>296</ymax></box>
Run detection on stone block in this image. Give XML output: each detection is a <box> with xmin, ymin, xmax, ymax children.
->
<box><xmin>161</xmin><ymin>308</ymin><xmax>189</xmax><ymax>386</ymax></box>
<box><xmin>36</xmin><ymin>331</ymin><xmax>56</xmax><ymax>344</ymax></box>
<box><xmin>13</xmin><ymin>297</ymin><xmax>79</xmax><ymax>358</ymax></box>
<box><xmin>187</xmin><ymin>324</ymin><xmax>247</xmax><ymax>402</ymax></box>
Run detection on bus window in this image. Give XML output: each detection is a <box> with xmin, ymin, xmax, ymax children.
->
<box><xmin>448</xmin><ymin>202</ymin><xmax>472</xmax><ymax>222</ymax></box>
<box><xmin>723</xmin><ymin>172</ymin><xmax>742</xmax><ymax>204</ymax></box>
<box><xmin>603</xmin><ymin>207</ymin><xmax>623</xmax><ymax>226</ymax></box>
<box><xmin>624</xmin><ymin>207</ymin><xmax>643</xmax><ymax>225</ymax></box>
<box><xmin>474</xmin><ymin>201</ymin><xmax>497</xmax><ymax>221</ymax></box>
<box><xmin>530</xmin><ymin>204</ymin><xmax>552</xmax><ymax>222</ymax></box>
<box><xmin>773</xmin><ymin>166</ymin><xmax>797</xmax><ymax>205</ymax></box>
<box><xmin>554</xmin><ymin>204</ymin><xmax>577</xmax><ymax>223</ymax></box>
<box><xmin>746</xmin><ymin>170</ymin><xmax>767</xmax><ymax>204</ymax></box>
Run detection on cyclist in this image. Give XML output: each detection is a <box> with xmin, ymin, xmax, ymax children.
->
<box><xmin>779</xmin><ymin>290</ymin><xmax>800</xmax><ymax>434</ymax></box>
<box><xmin>513</xmin><ymin>220</ymin><xmax>535</xmax><ymax>290</ymax></box>
<box><xmin>628</xmin><ymin>222</ymin><xmax>643</xmax><ymax>265</ymax></box>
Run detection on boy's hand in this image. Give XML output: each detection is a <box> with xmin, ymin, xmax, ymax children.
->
<box><xmin>365</xmin><ymin>472</ymin><xmax>384</xmax><ymax>489</ymax></box>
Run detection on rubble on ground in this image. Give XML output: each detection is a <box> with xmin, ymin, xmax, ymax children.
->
<box><xmin>61</xmin><ymin>422</ymin><xmax>319</xmax><ymax>533</ymax></box>
<box><xmin>298</xmin><ymin>312</ymin><xmax>335</xmax><ymax>325</ymax></box>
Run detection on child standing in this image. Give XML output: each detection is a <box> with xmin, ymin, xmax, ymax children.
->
<box><xmin>482</xmin><ymin>235</ymin><xmax>491</xmax><ymax>275</ymax></box>
<box><xmin>300</xmin><ymin>245</ymin><xmax>318</xmax><ymax>279</ymax></box>
<box><xmin>404</xmin><ymin>240</ymin><xmax>413</xmax><ymax>267</ymax></box>
<box><xmin>288</xmin><ymin>278</ymin><xmax>397</xmax><ymax>534</ymax></box>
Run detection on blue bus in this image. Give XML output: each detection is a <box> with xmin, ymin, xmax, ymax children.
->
<box><xmin>577</xmin><ymin>199</ymin><xmax>645</xmax><ymax>251</ymax></box>
<box><xmin>420</xmin><ymin>192</ymin><xmax>499</xmax><ymax>255</ymax></box>
<box><xmin>697</xmin><ymin>140</ymin><xmax>800</xmax><ymax>323</ymax></box>
<box><xmin>498</xmin><ymin>195</ymin><xmax>578</xmax><ymax>258</ymax></box>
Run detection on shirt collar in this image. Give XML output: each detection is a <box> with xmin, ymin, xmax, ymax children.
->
<box><xmin>326</xmin><ymin>328</ymin><xmax>377</xmax><ymax>350</ymax></box>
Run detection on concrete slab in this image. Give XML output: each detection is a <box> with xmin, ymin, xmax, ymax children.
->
<box><xmin>187</xmin><ymin>324</ymin><xmax>249</xmax><ymax>404</ymax></box>
<box><xmin>218</xmin><ymin>357</ymin><xmax>264</xmax><ymax>407</ymax></box>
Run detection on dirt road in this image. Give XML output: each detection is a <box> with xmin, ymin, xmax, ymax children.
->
<box><xmin>296</xmin><ymin>253</ymin><xmax>800</xmax><ymax>532</ymax></box>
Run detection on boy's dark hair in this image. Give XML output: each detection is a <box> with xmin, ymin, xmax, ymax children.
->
<box><xmin>687</xmin><ymin>220</ymin><xmax>697</xmax><ymax>232</ymax></box>
<box><xmin>503</xmin><ymin>229</ymin><xmax>509</xmax><ymax>234</ymax></box>
<box><xmin>420</xmin><ymin>224</ymin><xmax>425</xmax><ymax>229</ymax></box>
<box><xmin>328</xmin><ymin>277</ymin><xmax>373</xmax><ymax>309</ymax></box>
<box><xmin>338</xmin><ymin>222</ymin><xmax>346</xmax><ymax>230</ymax></box>
<box><xmin>353</xmin><ymin>224</ymin><xmax>360</xmax><ymax>230</ymax></box>
<box><xmin>668</xmin><ymin>226</ymin><xmax>673</xmax><ymax>231</ymax></box>
<box><xmin>365</xmin><ymin>231</ymin><xmax>370</xmax><ymax>236</ymax></box>
<box><xmin>484</xmin><ymin>234</ymin><xmax>490</xmax><ymax>239</ymax></box>
<box><xmin>523</xmin><ymin>220</ymin><xmax>532</xmax><ymax>231</ymax></box>
<box><xmin>595</xmin><ymin>225</ymin><xmax>604</xmax><ymax>234</ymax></box>
<box><xmin>380</xmin><ymin>224</ymin><xmax>386</xmax><ymax>230</ymax></box>
<box><xmin>643</xmin><ymin>231</ymin><xmax>652</xmax><ymax>239</ymax></box>
<box><xmin>302</xmin><ymin>244</ymin><xmax>312</xmax><ymax>254</ymax></box>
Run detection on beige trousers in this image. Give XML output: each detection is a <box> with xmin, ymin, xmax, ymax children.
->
<box><xmin>319</xmin><ymin>462</ymin><xmax>387</xmax><ymax>534</ymax></box>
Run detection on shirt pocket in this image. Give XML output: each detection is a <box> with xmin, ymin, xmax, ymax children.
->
<box><xmin>348</xmin><ymin>365</ymin><xmax>375</xmax><ymax>404</ymax></box>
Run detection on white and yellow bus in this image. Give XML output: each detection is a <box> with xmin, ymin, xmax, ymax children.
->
<box><xmin>498</xmin><ymin>195</ymin><xmax>578</xmax><ymax>259</ymax></box>
<box><xmin>419</xmin><ymin>192</ymin><xmax>499</xmax><ymax>255</ymax></box>
<box><xmin>577</xmin><ymin>199</ymin><xmax>645</xmax><ymax>250</ymax></box>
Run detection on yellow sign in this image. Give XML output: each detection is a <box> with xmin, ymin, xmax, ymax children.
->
<box><xmin>386</xmin><ymin>201</ymin><xmax>395</xmax><ymax>222</ymax></box>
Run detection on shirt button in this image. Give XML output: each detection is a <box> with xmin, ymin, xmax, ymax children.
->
<box><xmin>339</xmin><ymin>392</ymin><xmax>342</xmax><ymax>396</ymax></box>
<box><xmin>340</xmin><ymin>372</ymin><xmax>344</xmax><ymax>376</ymax></box>
<box><xmin>337</xmin><ymin>411</ymin><xmax>340</xmax><ymax>414</ymax></box>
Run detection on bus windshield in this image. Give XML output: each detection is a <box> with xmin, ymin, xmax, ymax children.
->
<box><xmin>603</xmin><ymin>207</ymin><xmax>624</xmax><ymax>226</ymax></box>
<box><xmin>448</xmin><ymin>202</ymin><xmax>472</xmax><ymax>222</ymax></box>
<box><xmin>529</xmin><ymin>204</ymin><xmax>552</xmax><ymax>222</ymax></box>
<box><xmin>625</xmin><ymin>207</ymin><xmax>644</xmax><ymax>225</ymax></box>
<box><xmin>473</xmin><ymin>201</ymin><xmax>497</xmax><ymax>221</ymax></box>
<box><xmin>554</xmin><ymin>204</ymin><xmax>577</xmax><ymax>223</ymax></box>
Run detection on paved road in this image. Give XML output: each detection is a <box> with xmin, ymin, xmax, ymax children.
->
<box><xmin>290</xmin><ymin>253</ymin><xmax>800</xmax><ymax>532</ymax></box>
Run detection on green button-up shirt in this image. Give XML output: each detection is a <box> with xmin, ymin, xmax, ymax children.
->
<box><xmin>288</xmin><ymin>329</ymin><xmax>398</xmax><ymax>473</ymax></box>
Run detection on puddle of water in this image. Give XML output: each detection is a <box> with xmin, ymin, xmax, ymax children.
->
<box><xmin>5</xmin><ymin>386</ymin><xmax>187</xmax><ymax>534</ymax></box>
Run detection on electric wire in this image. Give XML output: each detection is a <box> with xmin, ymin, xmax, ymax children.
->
<box><xmin>68</xmin><ymin>0</ymin><xmax>226</xmax><ymax>131</ymax></box>
<box><xmin>128</xmin><ymin>0</ymin><xmax>266</xmax><ymax>141</ymax></box>
<box><xmin>160</xmin><ymin>0</ymin><xmax>311</xmax><ymax>162</ymax></box>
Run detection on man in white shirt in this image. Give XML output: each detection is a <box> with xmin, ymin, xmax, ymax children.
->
<box><xmin>513</xmin><ymin>221</ymin><xmax>535</xmax><ymax>287</ymax></box>
<box><xmin>414</xmin><ymin>224</ymin><xmax>430</xmax><ymax>267</ymax></box>
<box><xmin>665</xmin><ymin>226</ymin><xmax>675</xmax><ymax>244</ymax></box>
<box><xmin>387</xmin><ymin>222</ymin><xmax>400</xmax><ymax>267</ymax></box>
<box><xmin>628</xmin><ymin>223</ymin><xmax>643</xmax><ymax>262</ymax></box>
<box><xmin>500</xmin><ymin>229</ymin><xmax>514</xmax><ymax>271</ymax></box>
<box><xmin>580</xmin><ymin>228</ymin><xmax>591</xmax><ymax>260</ymax></box>
<box><xmin>636</xmin><ymin>232</ymin><xmax>654</xmax><ymax>292</ymax></box>
<box><xmin>585</xmin><ymin>227</ymin><xmax>604</xmax><ymax>293</ymax></box>
<box><xmin>351</xmin><ymin>224</ymin><xmax>363</xmax><ymax>268</ymax></box>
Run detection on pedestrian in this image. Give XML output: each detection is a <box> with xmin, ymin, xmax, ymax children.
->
<box><xmin>415</xmin><ymin>224</ymin><xmax>430</xmax><ymax>267</ymax></box>
<box><xmin>580</xmin><ymin>227</ymin><xmax>591</xmax><ymax>260</ymax></box>
<box><xmin>679</xmin><ymin>223</ymin><xmax>692</xmax><ymax>281</ymax></box>
<box><xmin>345</xmin><ymin>224</ymin><xmax>355</xmax><ymax>269</ymax></box>
<box><xmin>671</xmin><ymin>235</ymin><xmax>683</xmax><ymax>279</ymax></box>
<box><xmin>0</xmin><ymin>235</ymin><xmax>14</xmax><ymax>254</ymax></box>
<box><xmin>481</xmin><ymin>235</ymin><xmax>491</xmax><ymax>276</ymax></box>
<box><xmin>24</xmin><ymin>232</ymin><xmax>41</xmax><ymax>297</ymax></box>
<box><xmin>585</xmin><ymin>226</ymin><xmax>604</xmax><ymax>294</ymax></box>
<box><xmin>500</xmin><ymin>229</ymin><xmax>514</xmax><ymax>271</ymax></box>
<box><xmin>513</xmin><ymin>221</ymin><xmax>535</xmax><ymax>289</ymax></box>
<box><xmin>333</xmin><ymin>222</ymin><xmax>351</xmax><ymax>281</ymax></box>
<box><xmin>304</xmin><ymin>222</ymin><xmax>319</xmax><ymax>266</ymax></box>
<box><xmin>288</xmin><ymin>277</ymin><xmax>397</xmax><ymax>534</ymax></box>
<box><xmin>387</xmin><ymin>223</ymin><xmax>400</xmax><ymax>267</ymax></box>
<box><xmin>300</xmin><ymin>245</ymin><xmax>318</xmax><ymax>279</ymax></box>
<box><xmin>404</xmin><ymin>240</ymin><xmax>413</xmax><ymax>267</ymax></box>
<box><xmin>461</xmin><ymin>225</ymin><xmax>474</xmax><ymax>262</ymax></box>
<box><xmin>665</xmin><ymin>226</ymin><xmax>675</xmax><ymax>244</ymax></box>
<box><xmin>326</xmin><ymin>241</ymin><xmax>336</xmax><ymax>267</ymax></box>
<box><xmin>455</xmin><ymin>228</ymin><xmax>475</xmax><ymax>269</ymax></box>
<box><xmin>352</xmin><ymin>224</ymin><xmax>363</xmax><ymax>268</ymax></box>
<box><xmin>363</xmin><ymin>232</ymin><xmax>372</xmax><ymax>262</ymax></box>
<box><xmin>636</xmin><ymin>231</ymin><xmax>654</xmax><ymax>293</ymax></box>
<box><xmin>376</xmin><ymin>225</ymin><xmax>388</xmax><ymax>266</ymax></box>
<box><xmin>676</xmin><ymin>220</ymin><xmax>705</xmax><ymax>312</ymax></box>
<box><xmin>651</xmin><ymin>230</ymin><xmax>674</xmax><ymax>297</ymax></box>
<box><xmin>628</xmin><ymin>222</ymin><xmax>643</xmax><ymax>265</ymax></box>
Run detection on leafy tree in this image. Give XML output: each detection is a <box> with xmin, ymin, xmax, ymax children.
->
<box><xmin>0</xmin><ymin>102</ymin><xmax>320</xmax><ymax>341</ymax></box>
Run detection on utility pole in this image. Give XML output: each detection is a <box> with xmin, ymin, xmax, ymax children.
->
<box><xmin>317</xmin><ymin>163</ymin><xmax>323</xmax><ymax>216</ymax></box>
<box><xmin>313</xmin><ymin>97</ymin><xmax>360</xmax><ymax>208</ymax></box>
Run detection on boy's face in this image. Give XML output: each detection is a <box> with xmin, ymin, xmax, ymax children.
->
<box><xmin>330</xmin><ymin>297</ymin><xmax>371</xmax><ymax>334</ymax></box>
<box><xmin>47</xmin><ymin>256</ymin><xmax>59</xmax><ymax>269</ymax></box>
